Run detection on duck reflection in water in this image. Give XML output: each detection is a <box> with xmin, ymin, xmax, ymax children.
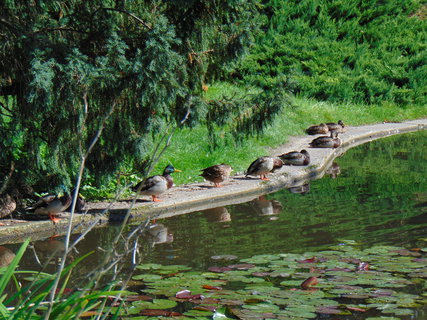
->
<box><xmin>32</xmin><ymin>235</ymin><xmax>76</xmax><ymax>267</ymax></box>
<box><xmin>326</xmin><ymin>162</ymin><xmax>341</xmax><ymax>179</ymax></box>
<box><xmin>146</xmin><ymin>223</ymin><xmax>174</xmax><ymax>247</ymax></box>
<box><xmin>0</xmin><ymin>246</ymin><xmax>16</xmax><ymax>267</ymax></box>
<box><xmin>202</xmin><ymin>207</ymin><xmax>231</xmax><ymax>223</ymax></box>
<box><xmin>288</xmin><ymin>183</ymin><xmax>310</xmax><ymax>195</ymax></box>
<box><xmin>250</xmin><ymin>196</ymin><xmax>283</xmax><ymax>220</ymax></box>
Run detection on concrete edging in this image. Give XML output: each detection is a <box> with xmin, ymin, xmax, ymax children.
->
<box><xmin>0</xmin><ymin>119</ymin><xmax>426</xmax><ymax>244</ymax></box>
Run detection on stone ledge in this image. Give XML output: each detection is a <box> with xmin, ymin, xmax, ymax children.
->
<box><xmin>0</xmin><ymin>119</ymin><xmax>425</xmax><ymax>244</ymax></box>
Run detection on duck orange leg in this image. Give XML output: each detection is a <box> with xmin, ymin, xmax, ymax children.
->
<box><xmin>48</xmin><ymin>213</ymin><xmax>61</xmax><ymax>224</ymax></box>
<box><xmin>214</xmin><ymin>182</ymin><xmax>222</xmax><ymax>187</ymax></box>
<box><xmin>260</xmin><ymin>174</ymin><xmax>269</xmax><ymax>181</ymax></box>
<box><xmin>151</xmin><ymin>195</ymin><xmax>162</xmax><ymax>202</ymax></box>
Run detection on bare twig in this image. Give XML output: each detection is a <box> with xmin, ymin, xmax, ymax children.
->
<box><xmin>30</xmin><ymin>27</ymin><xmax>89</xmax><ymax>35</ymax></box>
<box><xmin>92</xmin><ymin>7</ymin><xmax>152</xmax><ymax>30</ymax></box>
<box><xmin>45</xmin><ymin>97</ymin><xmax>116</xmax><ymax>319</ymax></box>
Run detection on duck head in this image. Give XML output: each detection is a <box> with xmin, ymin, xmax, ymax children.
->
<box><xmin>163</xmin><ymin>165</ymin><xmax>181</xmax><ymax>175</ymax></box>
<box><xmin>301</xmin><ymin>149</ymin><xmax>309</xmax><ymax>157</ymax></box>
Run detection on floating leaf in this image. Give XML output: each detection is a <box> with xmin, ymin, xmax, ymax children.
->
<box><xmin>227</xmin><ymin>264</ymin><xmax>256</xmax><ymax>270</ymax></box>
<box><xmin>136</xmin><ymin>263</ymin><xmax>163</xmax><ymax>270</ymax></box>
<box><xmin>132</xmin><ymin>274</ymin><xmax>162</xmax><ymax>281</ymax></box>
<box><xmin>208</xmin><ymin>267</ymin><xmax>232</xmax><ymax>273</ymax></box>
<box><xmin>301</xmin><ymin>276</ymin><xmax>319</xmax><ymax>289</ymax></box>
<box><xmin>140</xmin><ymin>309</ymin><xmax>182</xmax><ymax>316</ymax></box>
<box><xmin>316</xmin><ymin>306</ymin><xmax>342</xmax><ymax>314</ymax></box>
<box><xmin>203</xmin><ymin>285</ymin><xmax>222</xmax><ymax>290</ymax></box>
<box><xmin>133</xmin><ymin>298</ymin><xmax>177</xmax><ymax>310</ymax></box>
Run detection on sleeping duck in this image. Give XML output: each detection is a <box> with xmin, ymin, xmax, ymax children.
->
<box><xmin>326</xmin><ymin>120</ymin><xmax>346</xmax><ymax>133</ymax></box>
<box><xmin>246</xmin><ymin>156</ymin><xmax>283</xmax><ymax>180</ymax></box>
<box><xmin>132</xmin><ymin>165</ymin><xmax>181</xmax><ymax>202</ymax></box>
<box><xmin>309</xmin><ymin>130</ymin><xmax>342</xmax><ymax>148</ymax></box>
<box><xmin>279</xmin><ymin>149</ymin><xmax>310</xmax><ymax>166</ymax></box>
<box><xmin>29</xmin><ymin>191</ymin><xmax>72</xmax><ymax>223</ymax></box>
<box><xmin>200</xmin><ymin>163</ymin><xmax>233</xmax><ymax>187</ymax></box>
<box><xmin>305</xmin><ymin>123</ymin><xmax>329</xmax><ymax>135</ymax></box>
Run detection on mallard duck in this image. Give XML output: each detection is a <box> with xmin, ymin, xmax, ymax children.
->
<box><xmin>132</xmin><ymin>165</ymin><xmax>181</xmax><ymax>202</ymax></box>
<box><xmin>305</xmin><ymin>123</ymin><xmax>329</xmax><ymax>135</ymax></box>
<box><xmin>30</xmin><ymin>191</ymin><xmax>72</xmax><ymax>223</ymax></box>
<box><xmin>309</xmin><ymin>130</ymin><xmax>342</xmax><ymax>148</ymax></box>
<box><xmin>71</xmin><ymin>188</ymin><xmax>86</xmax><ymax>212</ymax></box>
<box><xmin>279</xmin><ymin>149</ymin><xmax>310</xmax><ymax>166</ymax></box>
<box><xmin>246</xmin><ymin>156</ymin><xmax>283</xmax><ymax>180</ymax></box>
<box><xmin>200</xmin><ymin>163</ymin><xmax>233</xmax><ymax>187</ymax></box>
<box><xmin>326</xmin><ymin>120</ymin><xmax>346</xmax><ymax>133</ymax></box>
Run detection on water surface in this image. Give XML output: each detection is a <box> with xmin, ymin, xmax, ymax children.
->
<box><xmin>3</xmin><ymin>130</ymin><xmax>427</xmax><ymax>318</ymax></box>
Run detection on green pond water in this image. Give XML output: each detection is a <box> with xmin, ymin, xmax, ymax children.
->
<box><xmin>4</xmin><ymin>130</ymin><xmax>427</xmax><ymax>319</ymax></box>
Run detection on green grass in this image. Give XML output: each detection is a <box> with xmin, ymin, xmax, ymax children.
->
<box><xmin>152</xmin><ymin>82</ymin><xmax>426</xmax><ymax>187</ymax></box>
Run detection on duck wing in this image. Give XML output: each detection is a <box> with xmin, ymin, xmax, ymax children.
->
<box><xmin>246</xmin><ymin>157</ymin><xmax>270</xmax><ymax>175</ymax></box>
<box><xmin>280</xmin><ymin>151</ymin><xmax>304</xmax><ymax>160</ymax></box>
<box><xmin>133</xmin><ymin>175</ymin><xmax>166</xmax><ymax>193</ymax></box>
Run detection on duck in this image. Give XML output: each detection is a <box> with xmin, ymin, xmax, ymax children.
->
<box><xmin>305</xmin><ymin>123</ymin><xmax>329</xmax><ymax>135</ymax></box>
<box><xmin>132</xmin><ymin>165</ymin><xmax>181</xmax><ymax>202</ymax></box>
<box><xmin>326</xmin><ymin>120</ymin><xmax>346</xmax><ymax>133</ymax></box>
<box><xmin>278</xmin><ymin>149</ymin><xmax>310</xmax><ymax>166</ymax></box>
<box><xmin>29</xmin><ymin>189</ymin><xmax>72</xmax><ymax>224</ymax></box>
<box><xmin>71</xmin><ymin>188</ymin><xmax>86</xmax><ymax>212</ymax></box>
<box><xmin>246</xmin><ymin>156</ymin><xmax>283</xmax><ymax>180</ymax></box>
<box><xmin>309</xmin><ymin>130</ymin><xmax>342</xmax><ymax>148</ymax></box>
<box><xmin>200</xmin><ymin>163</ymin><xmax>233</xmax><ymax>187</ymax></box>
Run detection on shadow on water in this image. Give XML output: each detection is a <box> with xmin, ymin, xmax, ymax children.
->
<box><xmin>1</xmin><ymin>130</ymin><xmax>426</xmax><ymax>318</ymax></box>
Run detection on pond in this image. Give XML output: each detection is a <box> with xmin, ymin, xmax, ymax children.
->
<box><xmin>3</xmin><ymin>130</ymin><xmax>427</xmax><ymax>319</ymax></box>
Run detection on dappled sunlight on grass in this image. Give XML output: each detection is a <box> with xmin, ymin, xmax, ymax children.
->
<box><xmin>155</xmin><ymin>83</ymin><xmax>425</xmax><ymax>187</ymax></box>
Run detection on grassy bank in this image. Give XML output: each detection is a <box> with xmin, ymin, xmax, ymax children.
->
<box><xmin>84</xmin><ymin>82</ymin><xmax>425</xmax><ymax>199</ymax></box>
<box><xmin>152</xmin><ymin>83</ymin><xmax>426</xmax><ymax>187</ymax></box>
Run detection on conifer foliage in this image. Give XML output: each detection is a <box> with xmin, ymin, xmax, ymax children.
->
<box><xmin>0</xmin><ymin>0</ymin><xmax>287</xmax><ymax>196</ymax></box>
<box><xmin>237</xmin><ymin>0</ymin><xmax>426</xmax><ymax>106</ymax></box>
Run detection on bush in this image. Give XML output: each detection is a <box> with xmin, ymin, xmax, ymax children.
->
<box><xmin>235</xmin><ymin>0</ymin><xmax>426</xmax><ymax>106</ymax></box>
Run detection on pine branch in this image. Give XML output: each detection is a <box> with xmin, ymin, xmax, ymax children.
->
<box><xmin>30</xmin><ymin>27</ymin><xmax>89</xmax><ymax>35</ymax></box>
<box><xmin>93</xmin><ymin>7</ymin><xmax>152</xmax><ymax>30</ymax></box>
<box><xmin>0</xmin><ymin>101</ymin><xmax>13</xmax><ymax>115</ymax></box>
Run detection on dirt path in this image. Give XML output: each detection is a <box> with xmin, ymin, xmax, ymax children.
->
<box><xmin>0</xmin><ymin>119</ymin><xmax>426</xmax><ymax>244</ymax></box>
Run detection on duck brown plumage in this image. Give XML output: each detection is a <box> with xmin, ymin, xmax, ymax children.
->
<box><xmin>200</xmin><ymin>163</ymin><xmax>233</xmax><ymax>187</ymax></box>
<box><xmin>279</xmin><ymin>149</ymin><xmax>310</xmax><ymax>166</ymax></box>
<box><xmin>305</xmin><ymin>123</ymin><xmax>329</xmax><ymax>135</ymax></box>
<box><xmin>309</xmin><ymin>130</ymin><xmax>342</xmax><ymax>148</ymax></box>
<box><xmin>326</xmin><ymin>120</ymin><xmax>346</xmax><ymax>133</ymax></box>
<box><xmin>246</xmin><ymin>156</ymin><xmax>283</xmax><ymax>180</ymax></box>
<box><xmin>30</xmin><ymin>192</ymin><xmax>72</xmax><ymax>223</ymax></box>
<box><xmin>132</xmin><ymin>165</ymin><xmax>181</xmax><ymax>202</ymax></box>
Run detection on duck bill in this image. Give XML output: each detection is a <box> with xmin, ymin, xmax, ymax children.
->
<box><xmin>174</xmin><ymin>169</ymin><xmax>182</xmax><ymax>172</ymax></box>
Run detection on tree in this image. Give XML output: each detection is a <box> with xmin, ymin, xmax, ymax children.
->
<box><xmin>0</xmin><ymin>0</ymin><xmax>289</xmax><ymax>199</ymax></box>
